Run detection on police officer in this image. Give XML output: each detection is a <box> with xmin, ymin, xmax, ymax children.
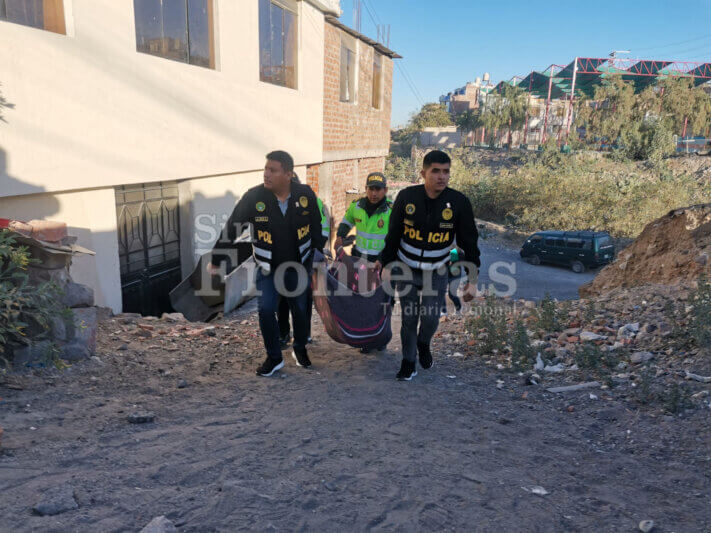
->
<box><xmin>335</xmin><ymin>172</ymin><xmax>392</xmax><ymax>263</ymax></box>
<box><xmin>380</xmin><ymin>150</ymin><xmax>480</xmax><ymax>381</ymax></box>
<box><xmin>208</xmin><ymin>151</ymin><xmax>325</xmax><ymax>377</ymax></box>
<box><xmin>278</xmin><ymin>173</ymin><xmax>331</xmax><ymax>347</ymax></box>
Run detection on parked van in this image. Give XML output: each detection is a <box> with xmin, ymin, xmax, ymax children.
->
<box><xmin>520</xmin><ymin>231</ymin><xmax>615</xmax><ymax>273</ymax></box>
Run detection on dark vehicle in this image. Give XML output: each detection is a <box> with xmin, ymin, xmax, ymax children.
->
<box><xmin>520</xmin><ymin>231</ymin><xmax>615</xmax><ymax>273</ymax></box>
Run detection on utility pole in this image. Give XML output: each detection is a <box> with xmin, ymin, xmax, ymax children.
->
<box><xmin>353</xmin><ymin>0</ymin><xmax>362</xmax><ymax>32</ymax></box>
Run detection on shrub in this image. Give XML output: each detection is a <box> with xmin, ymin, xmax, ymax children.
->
<box><xmin>0</xmin><ymin>229</ymin><xmax>66</xmax><ymax>370</ymax></box>
<box><xmin>510</xmin><ymin>317</ymin><xmax>535</xmax><ymax>370</ymax></box>
<box><xmin>469</xmin><ymin>293</ymin><xmax>509</xmax><ymax>355</ymax></box>
<box><xmin>536</xmin><ymin>293</ymin><xmax>559</xmax><ymax>331</ymax></box>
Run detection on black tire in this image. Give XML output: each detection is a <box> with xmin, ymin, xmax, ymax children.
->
<box><xmin>571</xmin><ymin>260</ymin><xmax>585</xmax><ymax>273</ymax></box>
<box><xmin>529</xmin><ymin>254</ymin><xmax>541</xmax><ymax>266</ymax></box>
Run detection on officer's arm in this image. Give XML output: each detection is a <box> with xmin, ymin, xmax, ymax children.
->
<box><xmin>456</xmin><ymin>196</ymin><xmax>481</xmax><ymax>275</ymax></box>
<box><xmin>210</xmin><ymin>191</ymin><xmax>253</xmax><ymax>269</ymax></box>
<box><xmin>308</xmin><ymin>188</ymin><xmax>326</xmax><ymax>250</ymax></box>
<box><xmin>336</xmin><ymin>202</ymin><xmax>355</xmax><ymax>238</ymax></box>
<box><xmin>381</xmin><ymin>193</ymin><xmax>405</xmax><ymax>267</ymax></box>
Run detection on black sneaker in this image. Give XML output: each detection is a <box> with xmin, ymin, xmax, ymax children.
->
<box><xmin>279</xmin><ymin>334</ymin><xmax>291</xmax><ymax>350</ymax></box>
<box><xmin>256</xmin><ymin>357</ymin><xmax>284</xmax><ymax>377</ymax></box>
<box><xmin>417</xmin><ymin>342</ymin><xmax>433</xmax><ymax>369</ymax></box>
<box><xmin>396</xmin><ymin>360</ymin><xmax>417</xmax><ymax>381</ymax></box>
<box><xmin>291</xmin><ymin>348</ymin><xmax>312</xmax><ymax>368</ymax></box>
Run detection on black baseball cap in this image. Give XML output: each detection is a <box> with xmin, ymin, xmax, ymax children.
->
<box><xmin>366</xmin><ymin>172</ymin><xmax>387</xmax><ymax>189</ymax></box>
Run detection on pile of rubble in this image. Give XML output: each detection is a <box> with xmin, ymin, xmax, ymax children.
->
<box><xmin>435</xmin><ymin>282</ymin><xmax>711</xmax><ymax>412</ymax></box>
<box><xmin>580</xmin><ymin>203</ymin><xmax>711</xmax><ymax>297</ymax></box>
<box><xmin>1</xmin><ymin>218</ymin><xmax>98</xmax><ymax>369</ymax></box>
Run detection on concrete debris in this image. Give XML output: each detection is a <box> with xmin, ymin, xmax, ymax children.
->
<box><xmin>127</xmin><ymin>412</ymin><xmax>156</xmax><ymax>424</ymax></box>
<box><xmin>140</xmin><ymin>516</ymin><xmax>177</xmax><ymax>533</ymax></box>
<box><xmin>684</xmin><ymin>371</ymin><xmax>711</xmax><ymax>383</ymax></box>
<box><xmin>32</xmin><ymin>484</ymin><xmax>78</xmax><ymax>516</ymax></box>
<box><xmin>547</xmin><ymin>382</ymin><xmax>601</xmax><ymax>393</ymax></box>
<box><xmin>638</xmin><ymin>519</ymin><xmax>655</xmax><ymax>532</ymax></box>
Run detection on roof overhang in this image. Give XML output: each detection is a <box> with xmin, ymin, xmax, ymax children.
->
<box><xmin>325</xmin><ymin>15</ymin><xmax>402</xmax><ymax>59</ymax></box>
<box><xmin>304</xmin><ymin>0</ymin><xmax>341</xmax><ymax>17</ymax></box>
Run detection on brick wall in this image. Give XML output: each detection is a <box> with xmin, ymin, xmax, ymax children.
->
<box><xmin>318</xmin><ymin>21</ymin><xmax>394</xmax><ymax>227</ymax></box>
<box><xmin>322</xmin><ymin>23</ymin><xmax>393</xmax><ymax>156</ymax></box>
<box><xmin>306</xmin><ymin>164</ymin><xmax>320</xmax><ymax>195</ymax></box>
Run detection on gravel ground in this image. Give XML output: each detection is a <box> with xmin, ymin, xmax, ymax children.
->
<box><xmin>1</xmin><ymin>304</ymin><xmax>709</xmax><ymax>532</ymax></box>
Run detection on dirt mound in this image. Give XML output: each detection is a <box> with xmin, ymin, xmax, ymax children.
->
<box><xmin>580</xmin><ymin>203</ymin><xmax>711</xmax><ymax>297</ymax></box>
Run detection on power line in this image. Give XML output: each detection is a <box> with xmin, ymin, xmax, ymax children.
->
<box><xmin>396</xmin><ymin>61</ymin><xmax>424</xmax><ymax>106</ymax></box>
<box><xmin>632</xmin><ymin>33</ymin><xmax>711</xmax><ymax>53</ymax></box>
<box><xmin>359</xmin><ymin>0</ymin><xmax>428</xmax><ymax>106</ymax></box>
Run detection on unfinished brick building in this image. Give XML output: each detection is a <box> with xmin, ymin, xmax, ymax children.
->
<box><xmin>307</xmin><ymin>17</ymin><xmax>400</xmax><ymax>222</ymax></box>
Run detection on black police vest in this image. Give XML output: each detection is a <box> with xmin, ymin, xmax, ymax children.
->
<box><xmin>397</xmin><ymin>186</ymin><xmax>459</xmax><ymax>270</ymax></box>
<box><xmin>250</xmin><ymin>185</ymin><xmax>315</xmax><ymax>272</ymax></box>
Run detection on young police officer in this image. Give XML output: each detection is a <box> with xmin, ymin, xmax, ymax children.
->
<box><xmin>208</xmin><ymin>151</ymin><xmax>325</xmax><ymax>377</ymax></box>
<box><xmin>380</xmin><ymin>150</ymin><xmax>480</xmax><ymax>381</ymax></box>
<box><xmin>335</xmin><ymin>172</ymin><xmax>392</xmax><ymax>263</ymax></box>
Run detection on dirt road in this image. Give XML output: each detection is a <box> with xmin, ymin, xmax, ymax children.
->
<box><xmin>1</xmin><ymin>306</ymin><xmax>709</xmax><ymax>532</ymax></box>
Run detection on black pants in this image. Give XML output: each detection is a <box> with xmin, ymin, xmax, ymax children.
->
<box><xmin>447</xmin><ymin>271</ymin><xmax>462</xmax><ymax>311</ymax></box>
<box><xmin>278</xmin><ymin>288</ymin><xmax>313</xmax><ymax>339</ymax></box>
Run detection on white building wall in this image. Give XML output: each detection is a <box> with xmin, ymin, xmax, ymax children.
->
<box><xmin>0</xmin><ymin>1</ymin><xmax>331</xmax><ymax>313</ymax></box>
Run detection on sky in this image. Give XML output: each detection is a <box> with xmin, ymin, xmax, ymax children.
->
<box><xmin>338</xmin><ymin>0</ymin><xmax>711</xmax><ymax>127</ymax></box>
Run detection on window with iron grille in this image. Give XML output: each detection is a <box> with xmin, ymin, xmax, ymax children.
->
<box><xmin>0</xmin><ymin>0</ymin><xmax>65</xmax><ymax>34</ymax></box>
<box><xmin>133</xmin><ymin>0</ymin><xmax>215</xmax><ymax>69</ymax></box>
<box><xmin>259</xmin><ymin>0</ymin><xmax>298</xmax><ymax>89</ymax></box>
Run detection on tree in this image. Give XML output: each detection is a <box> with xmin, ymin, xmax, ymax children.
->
<box><xmin>478</xmin><ymin>85</ymin><xmax>529</xmax><ymax>147</ymax></box>
<box><xmin>410</xmin><ymin>103</ymin><xmax>454</xmax><ymax>130</ymax></box>
<box><xmin>455</xmin><ymin>109</ymin><xmax>483</xmax><ymax>133</ymax></box>
<box><xmin>391</xmin><ymin>103</ymin><xmax>454</xmax><ymax>151</ymax></box>
<box><xmin>575</xmin><ymin>74</ymin><xmax>711</xmax><ymax>160</ymax></box>
<box><xmin>575</xmin><ymin>76</ymin><xmax>636</xmax><ymax>147</ymax></box>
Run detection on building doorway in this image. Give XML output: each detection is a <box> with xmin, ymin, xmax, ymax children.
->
<box><xmin>115</xmin><ymin>182</ymin><xmax>182</xmax><ymax>316</ymax></box>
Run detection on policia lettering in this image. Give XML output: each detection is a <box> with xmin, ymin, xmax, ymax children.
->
<box><xmin>210</xmin><ymin>180</ymin><xmax>324</xmax><ymax>273</ymax></box>
<box><xmin>338</xmin><ymin>197</ymin><xmax>392</xmax><ymax>260</ymax></box>
<box><xmin>382</xmin><ymin>184</ymin><xmax>481</xmax><ymax>272</ymax></box>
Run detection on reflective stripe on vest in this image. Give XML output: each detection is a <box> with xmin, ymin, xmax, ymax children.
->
<box><xmin>344</xmin><ymin>199</ymin><xmax>391</xmax><ymax>255</ymax></box>
<box><xmin>397</xmin><ymin>249</ymin><xmax>450</xmax><ymax>271</ymax></box>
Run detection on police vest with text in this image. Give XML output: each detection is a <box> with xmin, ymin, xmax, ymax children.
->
<box><xmin>397</xmin><ymin>186</ymin><xmax>462</xmax><ymax>271</ymax></box>
<box><xmin>251</xmin><ymin>185</ymin><xmax>316</xmax><ymax>272</ymax></box>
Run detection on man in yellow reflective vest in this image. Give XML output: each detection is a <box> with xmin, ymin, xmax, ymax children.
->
<box><xmin>335</xmin><ymin>172</ymin><xmax>391</xmax><ymax>263</ymax></box>
<box><xmin>335</xmin><ymin>171</ymin><xmax>391</xmax><ymax>353</ymax></box>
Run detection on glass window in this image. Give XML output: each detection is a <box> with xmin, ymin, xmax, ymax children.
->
<box><xmin>529</xmin><ymin>235</ymin><xmax>542</xmax><ymax>242</ymax></box>
<box><xmin>134</xmin><ymin>0</ymin><xmax>214</xmax><ymax>68</ymax></box>
<box><xmin>596</xmin><ymin>235</ymin><xmax>612</xmax><ymax>247</ymax></box>
<box><xmin>566</xmin><ymin>238</ymin><xmax>584</xmax><ymax>249</ymax></box>
<box><xmin>259</xmin><ymin>0</ymin><xmax>298</xmax><ymax>89</ymax></box>
<box><xmin>340</xmin><ymin>37</ymin><xmax>356</xmax><ymax>102</ymax></box>
<box><xmin>544</xmin><ymin>238</ymin><xmax>555</xmax><ymax>246</ymax></box>
<box><xmin>1</xmin><ymin>0</ymin><xmax>65</xmax><ymax>34</ymax></box>
<box><xmin>372</xmin><ymin>52</ymin><xmax>382</xmax><ymax>109</ymax></box>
